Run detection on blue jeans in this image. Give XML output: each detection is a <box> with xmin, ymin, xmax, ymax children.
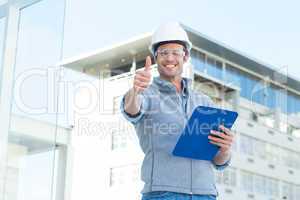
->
<box><xmin>142</xmin><ymin>191</ymin><xmax>216</xmax><ymax>200</ymax></box>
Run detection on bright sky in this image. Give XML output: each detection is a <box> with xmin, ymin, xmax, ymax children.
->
<box><xmin>63</xmin><ymin>0</ymin><xmax>300</xmax><ymax>79</ymax></box>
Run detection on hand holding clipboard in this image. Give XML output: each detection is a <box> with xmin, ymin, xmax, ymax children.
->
<box><xmin>172</xmin><ymin>106</ymin><xmax>238</xmax><ymax>161</ymax></box>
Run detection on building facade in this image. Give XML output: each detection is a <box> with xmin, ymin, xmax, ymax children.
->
<box><xmin>0</xmin><ymin>0</ymin><xmax>300</xmax><ymax>199</ymax></box>
<box><xmin>62</xmin><ymin>26</ymin><xmax>300</xmax><ymax>200</ymax></box>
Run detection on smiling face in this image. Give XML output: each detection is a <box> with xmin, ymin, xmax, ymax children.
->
<box><xmin>155</xmin><ymin>43</ymin><xmax>189</xmax><ymax>82</ymax></box>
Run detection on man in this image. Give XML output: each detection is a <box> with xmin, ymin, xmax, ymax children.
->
<box><xmin>121</xmin><ymin>22</ymin><xmax>234</xmax><ymax>200</ymax></box>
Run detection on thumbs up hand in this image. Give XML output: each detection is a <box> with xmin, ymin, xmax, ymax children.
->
<box><xmin>133</xmin><ymin>56</ymin><xmax>152</xmax><ymax>94</ymax></box>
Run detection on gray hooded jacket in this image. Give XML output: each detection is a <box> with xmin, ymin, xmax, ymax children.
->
<box><xmin>121</xmin><ymin>77</ymin><xmax>230</xmax><ymax>195</ymax></box>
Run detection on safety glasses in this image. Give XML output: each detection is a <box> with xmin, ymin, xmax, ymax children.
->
<box><xmin>155</xmin><ymin>48</ymin><xmax>185</xmax><ymax>59</ymax></box>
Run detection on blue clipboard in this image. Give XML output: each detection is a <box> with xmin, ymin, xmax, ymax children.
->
<box><xmin>172</xmin><ymin>106</ymin><xmax>238</xmax><ymax>160</ymax></box>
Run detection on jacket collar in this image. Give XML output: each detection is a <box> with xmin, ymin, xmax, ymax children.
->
<box><xmin>153</xmin><ymin>76</ymin><xmax>192</xmax><ymax>95</ymax></box>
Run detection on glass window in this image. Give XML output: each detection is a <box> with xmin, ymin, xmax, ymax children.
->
<box><xmin>266</xmin><ymin>84</ymin><xmax>277</xmax><ymax>109</ymax></box>
<box><xmin>281</xmin><ymin>148</ymin><xmax>296</xmax><ymax>168</ymax></box>
<box><xmin>265</xmin><ymin>144</ymin><xmax>280</xmax><ymax>164</ymax></box>
<box><xmin>254</xmin><ymin>175</ymin><xmax>265</xmax><ymax>195</ymax></box>
<box><xmin>292</xmin><ymin>152</ymin><xmax>300</xmax><ymax>168</ymax></box>
<box><xmin>281</xmin><ymin>148</ymin><xmax>289</xmax><ymax>167</ymax></box>
<box><xmin>254</xmin><ymin>139</ymin><xmax>266</xmax><ymax>160</ymax></box>
<box><xmin>111</xmin><ymin>129</ymin><xmax>128</xmax><ymax>150</ymax></box>
<box><xmin>0</xmin><ymin>17</ymin><xmax>6</xmax><ymax>92</ymax></box>
<box><xmin>110</xmin><ymin>164</ymin><xmax>140</xmax><ymax>187</ymax></box>
<box><xmin>16</xmin><ymin>150</ymin><xmax>59</xmax><ymax>200</ymax></box>
<box><xmin>273</xmin><ymin>145</ymin><xmax>281</xmax><ymax>163</ymax></box>
<box><xmin>229</xmin><ymin>168</ymin><xmax>237</xmax><ymax>187</ymax></box>
<box><xmin>295</xmin><ymin>185</ymin><xmax>300</xmax><ymax>200</ymax></box>
<box><xmin>251</xmin><ymin>80</ymin><xmax>265</xmax><ymax>105</ymax></box>
<box><xmin>253</xmin><ymin>174</ymin><xmax>279</xmax><ymax>197</ymax></box>
<box><xmin>277</xmin><ymin>88</ymin><xmax>288</xmax><ymax>113</ymax></box>
<box><xmin>216</xmin><ymin>170</ymin><xmax>223</xmax><ymax>184</ymax></box>
<box><xmin>282</xmin><ymin>182</ymin><xmax>294</xmax><ymax>200</ymax></box>
<box><xmin>0</xmin><ymin>17</ymin><xmax>6</xmax><ymax>193</ymax></box>
<box><xmin>190</xmin><ymin>50</ymin><xmax>205</xmax><ymax>72</ymax></box>
<box><xmin>10</xmin><ymin>0</ymin><xmax>66</xmax><ymax>125</ymax></box>
<box><xmin>244</xmin><ymin>73</ymin><xmax>259</xmax><ymax>104</ymax></box>
<box><xmin>4</xmin><ymin>1</ymin><xmax>66</xmax><ymax>200</ymax></box>
<box><xmin>239</xmin><ymin>72</ymin><xmax>251</xmax><ymax>100</ymax></box>
<box><xmin>222</xmin><ymin>170</ymin><xmax>230</xmax><ymax>185</ymax></box>
<box><xmin>215</xmin><ymin>167</ymin><xmax>236</xmax><ymax>187</ymax></box>
<box><xmin>241</xmin><ymin>171</ymin><xmax>254</xmax><ymax>193</ymax></box>
<box><xmin>225</xmin><ymin>64</ymin><xmax>242</xmax><ymax>88</ymax></box>
<box><xmin>265</xmin><ymin>178</ymin><xmax>273</xmax><ymax>196</ymax></box>
<box><xmin>287</xmin><ymin>92</ymin><xmax>300</xmax><ymax>114</ymax></box>
<box><xmin>215</xmin><ymin>171</ymin><xmax>222</xmax><ymax>184</ymax></box>
<box><xmin>226</xmin><ymin>63</ymin><xmax>284</xmax><ymax>109</ymax></box>
<box><xmin>287</xmin><ymin>151</ymin><xmax>300</xmax><ymax>169</ymax></box>
<box><xmin>240</xmin><ymin>134</ymin><xmax>254</xmax><ymax>156</ymax></box>
<box><xmin>270</xmin><ymin>179</ymin><xmax>279</xmax><ymax>197</ymax></box>
<box><xmin>224</xmin><ymin>63</ymin><xmax>297</xmax><ymax>113</ymax></box>
<box><xmin>111</xmin><ymin>121</ymin><xmax>135</xmax><ymax>151</ymax></box>
<box><xmin>296</xmin><ymin>96</ymin><xmax>300</xmax><ymax>114</ymax></box>
<box><xmin>206</xmin><ymin>56</ymin><xmax>223</xmax><ymax>80</ymax></box>
<box><xmin>287</xmin><ymin>92</ymin><xmax>295</xmax><ymax>114</ymax></box>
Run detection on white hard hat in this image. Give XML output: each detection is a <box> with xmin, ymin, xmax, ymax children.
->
<box><xmin>149</xmin><ymin>22</ymin><xmax>192</xmax><ymax>55</ymax></box>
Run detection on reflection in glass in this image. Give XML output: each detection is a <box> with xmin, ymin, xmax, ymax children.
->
<box><xmin>0</xmin><ymin>15</ymin><xmax>6</xmax><ymax>200</ymax></box>
<box><xmin>4</xmin><ymin>0</ymin><xmax>66</xmax><ymax>200</ymax></box>
<box><xmin>0</xmin><ymin>17</ymin><xmax>6</xmax><ymax>95</ymax></box>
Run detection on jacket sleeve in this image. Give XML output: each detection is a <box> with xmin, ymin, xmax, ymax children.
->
<box><xmin>212</xmin><ymin>156</ymin><xmax>231</xmax><ymax>171</ymax></box>
<box><xmin>120</xmin><ymin>92</ymin><xmax>149</xmax><ymax>125</ymax></box>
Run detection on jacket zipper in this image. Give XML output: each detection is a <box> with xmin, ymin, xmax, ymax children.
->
<box><xmin>177</xmin><ymin>92</ymin><xmax>193</xmax><ymax>194</ymax></box>
<box><xmin>186</xmin><ymin>95</ymin><xmax>193</xmax><ymax>195</ymax></box>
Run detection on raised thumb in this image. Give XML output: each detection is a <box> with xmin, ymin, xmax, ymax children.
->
<box><xmin>144</xmin><ymin>56</ymin><xmax>152</xmax><ymax>72</ymax></box>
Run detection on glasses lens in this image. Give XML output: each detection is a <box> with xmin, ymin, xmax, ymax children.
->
<box><xmin>157</xmin><ymin>49</ymin><xmax>185</xmax><ymax>58</ymax></box>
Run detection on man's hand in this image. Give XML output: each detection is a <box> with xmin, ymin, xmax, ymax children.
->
<box><xmin>124</xmin><ymin>56</ymin><xmax>152</xmax><ymax>116</ymax></box>
<box><xmin>133</xmin><ymin>56</ymin><xmax>152</xmax><ymax>94</ymax></box>
<box><xmin>208</xmin><ymin>125</ymin><xmax>234</xmax><ymax>153</ymax></box>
